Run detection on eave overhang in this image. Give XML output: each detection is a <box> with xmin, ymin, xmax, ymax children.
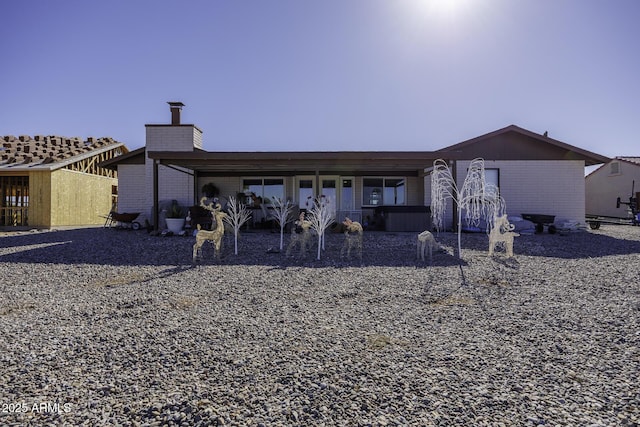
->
<box><xmin>146</xmin><ymin>150</ymin><xmax>443</xmax><ymax>176</ymax></box>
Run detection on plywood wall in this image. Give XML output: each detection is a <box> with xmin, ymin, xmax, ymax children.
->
<box><xmin>28</xmin><ymin>171</ymin><xmax>52</xmax><ymax>228</ymax></box>
<box><xmin>49</xmin><ymin>169</ymin><xmax>117</xmax><ymax>226</ymax></box>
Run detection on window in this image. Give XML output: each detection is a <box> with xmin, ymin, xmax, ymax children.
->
<box><xmin>298</xmin><ymin>179</ymin><xmax>314</xmax><ymax>209</ymax></box>
<box><xmin>384</xmin><ymin>178</ymin><xmax>405</xmax><ymax>205</ymax></box>
<box><xmin>341</xmin><ymin>178</ymin><xmax>354</xmax><ymax>211</ymax></box>
<box><xmin>484</xmin><ymin>169</ymin><xmax>500</xmax><ymax>190</ymax></box>
<box><xmin>263</xmin><ymin>178</ymin><xmax>284</xmax><ymax>202</ymax></box>
<box><xmin>363</xmin><ymin>177</ymin><xmax>406</xmax><ymax>206</ymax></box>
<box><xmin>242</xmin><ymin>178</ymin><xmax>284</xmax><ymax>205</ymax></box>
<box><xmin>482</xmin><ymin>169</ymin><xmax>502</xmax><ymax>209</ymax></box>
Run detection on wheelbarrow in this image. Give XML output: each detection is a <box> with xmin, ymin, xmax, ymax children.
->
<box><xmin>104</xmin><ymin>211</ymin><xmax>141</xmax><ymax>230</ymax></box>
<box><xmin>521</xmin><ymin>213</ymin><xmax>556</xmax><ymax>234</ymax></box>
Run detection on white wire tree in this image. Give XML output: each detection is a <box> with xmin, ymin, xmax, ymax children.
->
<box><xmin>307</xmin><ymin>196</ymin><xmax>334</xmax><ymax>260</ymax></box>
<box><xmin>483</xmin><ymin>183</ymin><xmax>508</xmax><ymax>231</ymax></box>
<box><xmin>223</xmin><ymin>195</ymin><xmax>252</xmax><ymax>255</ymax></box>
<box><xmin>431</xmin><ymin>158</ymin><xmax>504</xmax><ymax>258</ymax></box>
<box><xmin>271</xmin><ymin>196</ymin><xmax>294</xmax><ymax>251</ymax></box>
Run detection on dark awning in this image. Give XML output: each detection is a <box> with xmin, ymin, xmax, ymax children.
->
<box><xmin>145</xmin><ymin>150</ymin><xmax>442</xmax><ymax>176</ymax></box>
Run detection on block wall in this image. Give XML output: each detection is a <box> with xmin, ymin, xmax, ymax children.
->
<box><xmin>406</xmin><ymin>176</ymin><xmax>423</xmax><ymax>205</ymax></box>
<box><xmin>117</xmin><ymin>164</ymin><xmax>148</xmax><ymax>224</ymax></box>
<box><xmin>457</xmin><ymin>159</ymin><xmax>585</xmax><ymax>223</ymax></box>
<box><xmin>425</xmin><ymin>160</ymin><xmax>586</xmax><ymax>229</ymax></box>
<box><xmin>145</xmin><ymin>125</ymin><xmax>202</xmax><ymax>224</ymax></box>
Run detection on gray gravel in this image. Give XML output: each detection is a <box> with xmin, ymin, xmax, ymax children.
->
<box><xmin>1</xmin><ymin>225</ymin><xmax>639</xmax><ymax>426</ymax></box>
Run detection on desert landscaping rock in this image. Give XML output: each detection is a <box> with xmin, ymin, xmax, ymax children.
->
<box><xmin>1</xmin><ymin>226</ymin><xmax>639</xmax><ymax>426</ymax></box>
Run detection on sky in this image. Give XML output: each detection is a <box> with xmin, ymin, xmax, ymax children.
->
<box><xmin>1</xmin><ymin>0</ymin><xmax>639</xmax><ymax>159</ymax></box>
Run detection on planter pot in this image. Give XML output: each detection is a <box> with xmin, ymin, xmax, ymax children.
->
<box><xmin>165</xmin><ymin>218</ymin><xmax>185</xmax><ymax>233</ymax></box>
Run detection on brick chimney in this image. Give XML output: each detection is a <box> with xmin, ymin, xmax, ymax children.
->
<box><xmin>168</xmin><ymin>101</ymin><xmax>185</xmax><ymax>125</ymax></box>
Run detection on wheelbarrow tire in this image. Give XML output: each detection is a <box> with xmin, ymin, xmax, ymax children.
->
<box><xmin>548</xmin><ymin>225</ymin><xmax>557</xmax><ymax>234</ymax></box>
<box><xmin>588</xmin><ymin>221</ymin><xmax>600</xmax><ymax>230</ymax></box>
<box><xmin>132</xmin><ymin>222</ymin><xmax>141</xmax><ymax>230</ymax></box>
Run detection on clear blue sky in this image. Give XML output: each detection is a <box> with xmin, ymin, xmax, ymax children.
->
<box><xmin>1</xmin><ymin>0</ymin><xmax>638</xmax><ymax>158</ymax></box>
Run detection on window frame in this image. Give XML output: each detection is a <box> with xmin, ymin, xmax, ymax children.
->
<box><xmin>241</xmin><ymin>177</ymin><xmax>285</xmax><ymax>205</ymax></box>
<box><xmin>362</xmin><ymin>176</ymin><xmax>407</xmax><ymax>207</ymax></box>
<box><xmin>484</xmin><ymin>168</ymin><xmax>500</xmax><ymax>191</ymax></box>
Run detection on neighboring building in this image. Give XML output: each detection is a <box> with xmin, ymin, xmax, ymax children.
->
<box><xmin>102</xmin><ymin>103</ymin><xmax>609</xmax><ymax>231</ymax></box>
<box><xmin>0</xmin><ymin>135</ymin><xmax>128</xmax><ymax>228</ymax></box>
<box><xmin>585</xmin><ymin>157</ymin><xmax>640</xmax><ymax>219</ymax></box>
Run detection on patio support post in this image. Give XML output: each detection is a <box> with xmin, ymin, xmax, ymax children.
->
<box><xmin>153</xmin><ymin>159</ymin><xmax>159</xmax><ymax>230</ymax></box>
<box><xmin>451</xmin><ymin>160</ymin><xmax>458</xmax><ymax>232</ymax></box>
<box><xmin>193</xmin><ymin>170</ymin><xmax>199</xmax><ymax>203</ymax></box>
<box><xmin>315</xmin><ymin>170</ymin><xmax>320</xmax><ymax>198</ymax></box>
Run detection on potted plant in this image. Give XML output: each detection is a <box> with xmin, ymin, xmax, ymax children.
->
<box><xmin>165</xmin><ymin>200</ymin><xmax>185</xmax><ymax>233</ymax></box>
<box><xmin>201</xmin><ymin>182</ymin><xmax>220</xmax><ymax>198</ymax></box>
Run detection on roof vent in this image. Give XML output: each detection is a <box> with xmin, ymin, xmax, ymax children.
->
<box><xmin>168</xmin><ymin>102</ymin><xmax>185</xmax><ymax>125</ymax></box>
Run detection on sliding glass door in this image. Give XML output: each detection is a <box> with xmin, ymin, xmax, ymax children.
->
<box><xmin>296</xmin><ymin>175</ymin><xmax>358</xmax><ymax>221</ymax></box>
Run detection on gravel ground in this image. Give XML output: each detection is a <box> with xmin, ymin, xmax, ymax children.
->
<box><xmin>0</xmin><ymin>225</ymin><xmax>639</xmax><ymax>426</ymax></box>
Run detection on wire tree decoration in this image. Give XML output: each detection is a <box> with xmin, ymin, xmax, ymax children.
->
<box><xmin>223</xmin><ymin>195</ymin><xmax>252</xmax><ymax>255</ymax></box>
<box><xmin>483</xmin><ymin>183</ymin><xmax>508</xmax><ymax>231</ymax></box>
<box><xmin>431</xmin><ymin>158</ymin><xmax>505</xmax><ymax>258</ymax></box>
<box><xmin>271</xmin><ymin>197</ymin><xmax>294</xmax><ymax>251</ymax></box>
<box><xmin>307</xmin><ymin>196</ymin><xmax>334</xmax><ymax>260</ymax></box>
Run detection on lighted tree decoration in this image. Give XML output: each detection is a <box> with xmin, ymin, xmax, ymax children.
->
<box><xmin>223</xmin><ymin>195</ymin><xmax>252</xmax><ymax>255</ymax></box>
<box><xmin>307</xmin><ymin>196</ymin><xmax>334</xmax><ymax>260</ymax></box>
<box><xmin>483</xmin><ymin>183</ymin><xmax>508</xmax><ymax>231</ymax></box>
<box><xmin>271</xmin><ymin>197</ymin><xmax>294</xmax><ymax>251</ymax></box>
<box><xmin>431</xmin><ymin>158</ymin><xmax>503</xmax><ymax>258</ymax></box>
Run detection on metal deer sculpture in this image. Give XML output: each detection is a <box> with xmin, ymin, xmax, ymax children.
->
<box><xmin>417</xmin><ymin>230</ymin><xmax>441</xmax><ymax>263</ymax></box>
<box><xmin>286</xmin><ymin>211</ymin><xmax>313</xmax><ymax>257</ymax></box>
<box><xmin>193</xmin><ymin>197</ymin><xmax>227</xmax><ymax>263</ymax></box>
<box><xmin>488</xmin><ymin>214</ymin><xmax>519</xmax><ymax>258</ymax></box>
<box><xmin>340</xmin><ymin>217</ymin><xmax>363</xmax><ymax>260</ymax></box>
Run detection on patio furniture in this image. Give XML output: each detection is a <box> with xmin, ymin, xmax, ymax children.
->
<box><xmin>188</xmin><ymin>205</ymin><xmax>213</xmax><ymax>230</ymax></box>
<box><xmin>259</xmin><ymin>204</ymin><xmax>277</xmax><ymax>229</ymax></box>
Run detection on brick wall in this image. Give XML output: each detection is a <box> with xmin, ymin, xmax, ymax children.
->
<box><xmin>425</xmin><ymin>160</ymin><xmax>586</xmax><ymax>229</ymax></box>
<box><xmin>117</xmin><ymin>164</ymin><xmax>149</xmax><ymax>224</ymax></box>
<box><xmin>458</xmin><ymin>159</ymin><xmax>585</xmax><ymax>223</ymax></box>
<box><xmin>144</xmin><ymin>125</ymin><xmax>202</xmax><ymax>223</ymax></box>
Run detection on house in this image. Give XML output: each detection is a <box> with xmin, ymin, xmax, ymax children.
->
<box><xmin>101</xmin><ymin>102</ymin><xmax>609</xmax><ymax>232</ymax></box>
<box><xmin>427</xmin><ymin>126</ymin><xmax>610</xmax><ymax>230</ymax></box>
<box><xmin>585</xmin><ymin>157</ymin><xmax>640</xmax><ymax>219</ymax></box>
<box><xmin>0</xmin><ymin>135</ymin><xmax>128</xmax><ymax>228</ymax></box>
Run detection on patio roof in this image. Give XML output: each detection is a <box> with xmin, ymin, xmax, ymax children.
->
<box><xmin>146</xmin><ymin>150</ymin><xmax>443</xmax><ymax>176</ymax></box>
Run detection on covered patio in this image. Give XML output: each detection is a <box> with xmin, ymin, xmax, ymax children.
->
<box><xmin>145</xmin><ymin>150</ymin><xmax>444</xmax><ymax>231</ymax></box>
